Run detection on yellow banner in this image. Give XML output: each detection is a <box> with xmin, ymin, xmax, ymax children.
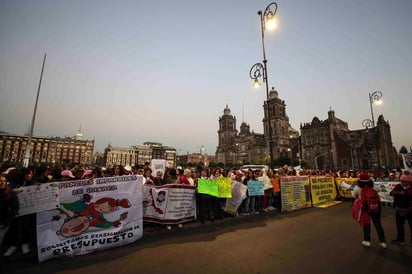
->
<box><xmin>335</xmin><ymin>178</ymin><xmax>358</xmax><ymax>198</ymax></box>
<box><xmin>280</xmin><ymin>176</ymin><xmax>311</xmax><ymax>212</ymax></box>
<box><xmin>217</xmin><ymin>177</ymin><xmax>232</xmax><ymax>198</ymax></box>
<box><xmin>310</xmin><ymin>176</ymin><xmax>337</xmax><ymax>207</ymax></box>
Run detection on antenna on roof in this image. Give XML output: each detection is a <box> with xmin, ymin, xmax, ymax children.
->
<box><xmin>242</xmin><ymin>101</ymin><xmax>245</xmax><ymax>123</ymax></box>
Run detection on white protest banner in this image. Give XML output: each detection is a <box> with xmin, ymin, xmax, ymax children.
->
<box><xmin>374</xmin><ymin>180</ymin><xmax>399</xmax><ymax>203</ymax></box>
<box><xmin>15</xmin><ymin>182</ymin><xmax>60</xmax><ymax>216</ymax></box>
<box><xmin>402</xmin><ymin>153</ymin><xmax>412</xmax><ymax>172</ymax></box>
<box><xmin>36</xmin><ymin>175</ymin><xmax>143</xmax><ymax>263</ymax></box>
<box><xmin>143</xmin><ymin>184</ymin><xmax>196</xmax><ymax>224</ymax></box>
<box><xmin>224</xmin><ymin>180</ymin><xmax>247</xmax><ymax>215</ymax></box>
<box><xmin>151</xmin><ymin>159</ymin><xmax>167</xmax><ymax>178</ymax></box>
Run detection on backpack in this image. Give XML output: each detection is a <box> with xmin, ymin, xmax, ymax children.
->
<box><xmin>361</xmin><ymin>187</ymin><xmax>381</xmax><ymax>213</ymax></box>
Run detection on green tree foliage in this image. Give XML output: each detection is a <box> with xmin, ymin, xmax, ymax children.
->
<box><xmin>399</xmin><ymin>146</ymin><xmax>408</xmax><ymax>154</ymax></box>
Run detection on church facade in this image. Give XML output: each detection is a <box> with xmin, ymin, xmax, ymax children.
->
<box><xmin>216</xmin><ymin>88</ymin><xmax>298</xmax><ymax>167</ymax></box>
<box><xmin>215</xmin><ymin>87</ymin><xmax>399</xmax><ymax>171</ymax></box>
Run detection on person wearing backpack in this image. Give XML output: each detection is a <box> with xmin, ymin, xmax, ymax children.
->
<box><xmin>389</xmin><ymin>173</ymin><xmax>412</xmax><ymax>245</ymax></box>
<box><xmin>352</xmin><ymin>172</ymin><xmax>386</xmax><ymax>248</ymax></box>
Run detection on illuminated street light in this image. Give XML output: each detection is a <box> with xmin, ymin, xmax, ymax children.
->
<box><xmin>369</xmin><ymin>91</ymin><xmax>383</xmax><ymax>127</ymax></box>
<box><xmin>249</xmin><ymin>2</ymin><xmax>278</xmax><ymax>169</ymax></box>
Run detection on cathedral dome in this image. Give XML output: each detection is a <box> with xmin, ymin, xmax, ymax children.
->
<box><xmin>269</xmin><ymin>87</ymin><xmax>279</xmax><ymax>99</ymax></box>
<box><xmin>223</xmin><ymin>104</ymin><xmax>231</xmax><ymax>115</ymax></box>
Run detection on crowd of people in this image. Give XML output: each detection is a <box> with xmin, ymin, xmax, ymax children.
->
<box><xmin>0</xmin><ymin>162</ymin><xmax>411</xmax><ymax>258</ymax></box>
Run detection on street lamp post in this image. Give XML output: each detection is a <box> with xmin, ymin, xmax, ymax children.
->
<box><xmin>369</xmin><ymin>91</ymin><xmax>383</xmax><ymax>127</ymax></box>
<box><xmin>362</xmin><ymin>118</ymin><xmax>380</xmax><ymax>170</ymax></box>
<box><xmin>365</xmin><ymin>91</ymin><xmax>383</xmax><ymax>170</ymax></box>
<box><xmin>249</xmin><ymin>2</ymin><xmax>278</xmax><ymax>169</ymax></box>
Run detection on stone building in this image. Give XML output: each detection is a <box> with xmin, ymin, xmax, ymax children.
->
<box><xmin>216</xmin><ymin>88</ymin><xmax>298</xmax><ymax>167</ymax></box>
<box><xmin>300</xmin><ymin>110</ymin><xmax>399</xmax><ymax>171</ymax></box>
<box><xmin>0</xmin><ymin>130</ymin><xmax>94</xmax><ymax>165</ymax></box>
<box><xmin>104</xmin><ymin>142</ymin><xmax>176</xmax><ymax>168</ymax></box>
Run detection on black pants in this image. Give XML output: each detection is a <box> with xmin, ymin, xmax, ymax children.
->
<box><xmin>363</xmin><ymin>211</ymin><xmax>385</xmax><ymax>242</ymax></box>
<box><xmin>3</xmin><ymin>213</ymin><xmax>36</xmax><ymax>247</ymax></box>
<box><xmin>394</xmin><ymin>208</ymin><xmax>412</xmax><ymax>242</ymax></box>
<box><xmin>198</xmin><ymin>194</ymin><xmax>214</xmax><ymax>223</ymax></box>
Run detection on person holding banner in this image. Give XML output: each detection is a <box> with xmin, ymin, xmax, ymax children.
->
<box><xmin>0</xmin><ymin>174</ymin><xmax>19</xmax><ymax>254</ymax></box>
<box><xmin>389</xmin><ymin>173</ymin><xmax>412</xmax><ymax>245</ymax></box>
<box><xmin>179</xmin><ymin>169</ymin><xmax>195</xmax><ymax>185</ymax></box>
<box><xmin>352</xmin><ymin>172</ymin><xmax>386</xmax><ymax>249</ymax></box>
<box><xmin>197</xmin><ymin>169</ymin><xmax>215</xmax><ymax>223</ymax></box>
<box><xmin>3</xmin><ymin>168</ymin><xmax>38</xmax><ymax>256</ymax></box>
<box><xmin>210</xmin><ymin>168</ymin><xmax>224</xmax><ymax>220</ymax></box>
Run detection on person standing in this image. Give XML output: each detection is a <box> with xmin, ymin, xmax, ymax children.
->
<box><xmin>389</xmin><ymin>173</ymin><xmax>412</xmax><ymax>245</ymax></box>
<box><xmin>0</xmin><ymin>174</ymin><xmax>19</xmax><ymax>253</ymax></box>
<box><xmin>3</xmin><ymin>168</ymin><xmax>37</xmax><ymax>256</ymax></box>
<box><xmin>352</xmin><ymin>172</ymin><xmax>386</xmax><ymax>248</ymax></box>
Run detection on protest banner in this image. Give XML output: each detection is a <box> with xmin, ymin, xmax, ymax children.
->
<box><xmin>247</xmin><ymin>180</ymin><xmax>264</xmax><ymax>196</ymax></box>
<box><xmin>151</xmin><ymin>159</ymin><xmax>167</xmax><ymax>178</ymax></box>
<box><xmin>36</xmin><ymin>175</ymin><xmax>143</xmax><ymax>263</ymax></box>
<box><xmin>402</xmin><ymin>153</ymin><xmax>412</xmax><ymax>172</ymax></box>
<box><xmin>217</xmin><ymin>177</ymin><xmax>232</xmax><ymax>198</ymax></box>
<box><xmin>143</xmin><ymin>184</ymin><xmax>196</xmax><ymax>224</ymax></box>
<box><xmin>15</xmin><ymin>182</ymin><xmax>60</xmax><ymax>216</ymax></box>
<box><xmin>224</xmin><ymin>180</ymin><xmax>247</xmax><ymax>215</ymax></box>
<box><xmin>197</xmin><ymin>179</ymin><xmax>218</xmax><ymax>196</ymax></box>
<box><xmin>374</xmin><ymin>180</ymin><xmax>399</xmax><ymax>204</ymax></box>
<box><xmin>280</xmin><ymin>176</ymin><xmax>311</xmax><ymax>212</ymax></box>
<box><xmin>335</xmin><ymin>178</ymin><xmax>358</xmax><ymax>198</ymax></box>
<box><xmin>310</xmin><ymin>177</ymin><xmax>341</xmax><ymax>208</ymax></box>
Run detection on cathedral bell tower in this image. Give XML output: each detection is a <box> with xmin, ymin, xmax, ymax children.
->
<box><xmin>216</xmin><ymin>104</ymin><xmax>238</xmax><ymax>164</ymax></box>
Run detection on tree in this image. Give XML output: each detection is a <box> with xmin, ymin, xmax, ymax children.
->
<box><xmin>208</xmin><ymin>161</ymin><xmax>218</xmax><ymax>168</ymax></box>
<box><xmin>399</xmin><ymin>146</ymin><xmax>408</xmax><ymax>154</ymax></box>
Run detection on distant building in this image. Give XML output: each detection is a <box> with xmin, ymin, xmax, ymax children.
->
<box><xmin>0</xmin><ymin>130</ymin><xmax>94</xmax><ymax>166</ymax></box>
<box><xmin>300</xmin><ymin>110</ymin><xmax>399</xmax><ymax>170</ymax></box>
<box><xmin>104</xmin><ymin>142</ymin><xmax>176</xmax><ymax>168</ymax></box>
<box><xmin>216</xmin><ymin>88</ymin><xmax>298</xmax><ymax>167</ymax></box>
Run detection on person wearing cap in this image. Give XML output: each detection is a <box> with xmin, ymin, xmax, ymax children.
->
<box><xmin>82</xmin><ymin>170</ymin><xmax>94</xmax><ymax>179</ymax></box>
<box><xmin>60</xmin><ymin>170</ymin><xmax>75</xmax><ymax>181</ymax></box>
<box><xmin>389</xmin><ymin>172</ymin><xmax>412</xmax><ymax>245</ymax></box>
<box><xmin>352</xmin><ymin>172</ymin><xmax>386</xmax><ymax>249</ymax></box>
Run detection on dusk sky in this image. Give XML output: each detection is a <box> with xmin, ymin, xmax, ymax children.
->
<box><xmin>1</xmin><ymin>0</ymin><xmax>411</xmax><ymax>156</ymax></box>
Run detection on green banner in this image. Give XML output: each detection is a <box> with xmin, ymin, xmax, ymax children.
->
<box><xmin>197</xmin><ymin>178</ymin><xmax>219</xmax><ymax>196</ymax></box>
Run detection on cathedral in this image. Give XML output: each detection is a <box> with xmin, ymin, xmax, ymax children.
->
<box><xmin>215</xmin><ymin>87</ymin><xmax>298</xmax><ymax>167</ymax></box>
<box><xmin>216</xmin><ymin>87</ymin><xmax>399</xmax><ymax>171</ymax></box>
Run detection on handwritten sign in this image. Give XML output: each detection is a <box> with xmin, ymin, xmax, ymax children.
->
<box><xmin>217</xmin><ymin>177</ymin><xmax>232</xmax><ymax>198</ymax></box>
<box><xmin>247</xmin><ymin>180</ymin><xmax>264</xmax><ymax>196</ymax></box>
<box><xmin>224</xmin><ymin>180</ymin><xmax>247</xmax><ymax>215</ymax></box>
<box><xmin>197</xmin><ymin>179</ymin><xmax>219</xmax><ymax>196</ymax></box>
<box><xmin>16</xmin><ymin>182</ymin><xmax>60</xmax><ymax>216</ymax></box>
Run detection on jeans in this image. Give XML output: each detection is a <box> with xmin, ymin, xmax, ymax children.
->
<box><xmin>242</xmin><ymin>196</ymin><xmax>250</xmax><ymax>213</ymax></box>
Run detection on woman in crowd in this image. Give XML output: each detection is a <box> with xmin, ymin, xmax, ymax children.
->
<box><xmin>3</xmin><ymin>168</ymin><xmax>38</xmax><ymax>256</ymax></box>
<box><xmin>0</xmin><ymin>174</ymin><xmax>19</xmax><ymax>254</ymax></box>
<box><xmin>179</xmin><ymin>169</ymin><xmax>195</xmax><ymax>185</ymax></box>
<box><xmin>351</xmin><ymin>172</ymin><xmax>386</xmax><ymax>249</ymax></box>
<box><xmin>197</xmin><ymin>169</ymin><xmax>215</xmax><ymax>223</ymax></box>
<box><xmin>143</xmin><ymin>167</ymin><xmax>154</xmax><ymax>185</ymax></box>
<box><xmin>210</xmin><ymin>168</ymin><xmax>224</xmax><ymax>220</ymax></box>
